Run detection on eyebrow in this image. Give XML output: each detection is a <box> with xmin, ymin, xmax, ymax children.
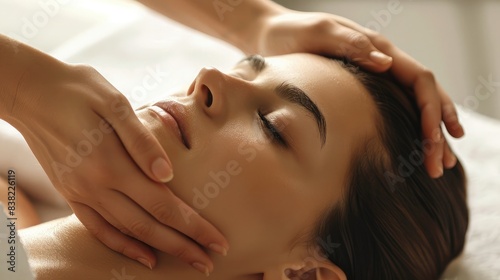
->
<box><xmin>238</xmin><ymin>54</ymin><xmax>266</xmax><ymax>72</ymax></box>
<box><xmin>238</xmin><ymin>55</ymin><xmax>327</xmax><ymax>147</ymax></box>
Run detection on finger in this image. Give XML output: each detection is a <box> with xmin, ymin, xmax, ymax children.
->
<box><xmin>423</xmin><ymin>126</ymin><xmax>445</xmax><ymax>178</ymax></box>
<box><xmin>443</xmin><ymin>139</ymin><xmax>457</xmax><ymax>169</ymax></box>
<box><xmin>123</xmin><ymin>181</ymin><xmax>229</xmax><ymax>256</ymax></box>
<box><xmin>105</xmin><ymin>192</ymin><xmax>215</xmax><ymax>274</ymax></box>
<box><xmin>412</xmin><ymin>71</ymin><xmax>444</xmax><ymax>178</ymax></box>
<box><xmin>326</xmin><ymin>25</ymin><xmax>392</xmax><ymax>72</ymax></box>
<box><xmin>438</xmin><ymin>83</ymin><xmax>465</xmax><ymax>138</ymax></box>
<box><xmin>361</xmin><ymin>31</ymin><xmax>424</xmax><ymax>86</ymax></box>
<box><xmin>376</xmin><ymin>45</ymin><xmax>444</xmax><ymax>177</ymax></box>
<box><xmin>70</xmin><ymin>203</ymin><xmax>157</xmax><ymax>268</ymax></box>
<box><xmin>354</xmin><ymin>23</ymin><xmax>461</xmax><ymax>174</ymax></box>
<box><xmin>326</xmin><ymin>17</ymin><xmax>393</xmax><ymax>71</ymax></box>
<box><xmin>100</xmin><ymin>94</ymin><xmax>173</xmax><ymax>183</ymax></box>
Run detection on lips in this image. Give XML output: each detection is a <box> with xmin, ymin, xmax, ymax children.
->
<box><xmin>150</xmin><ymin>101</ymin><xmax>191</xmax><ymax>149</ymax></box>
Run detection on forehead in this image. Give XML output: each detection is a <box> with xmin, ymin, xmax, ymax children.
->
<box><xmin>265</xmin><ymin>53</ymin><xmax>371</xmax><ymax>107</ymax></box>
<box><xmin>266</xmin><ymin>53</ymin><xmax>377</xmax><ymax>136</ymax></box>
<box><xmin>267</xmin><ymin>53</ymin><xmax>378</xmax><ymax>180</ymax></box>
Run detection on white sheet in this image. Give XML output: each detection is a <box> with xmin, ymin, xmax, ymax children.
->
<box><xmin>0</xmin><ymin>0</ymin><xmax>499</xmax><ymax>279</ymax></box>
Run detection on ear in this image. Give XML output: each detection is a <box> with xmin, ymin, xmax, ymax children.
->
<box><xmin>311</xmin><ymin>263</ymin><xmax>347</xmax><ymax>280</ymax></box>
<box><xmin>262</xmin><ymin>247</ymin><xmax>346</xmax><ymax>280</ymax></box>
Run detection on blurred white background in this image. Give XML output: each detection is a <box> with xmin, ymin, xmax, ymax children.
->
<box><xmin>276</xmin><ymin>0</ymin><xmax>500</xmax><ymax>120</ymax></box>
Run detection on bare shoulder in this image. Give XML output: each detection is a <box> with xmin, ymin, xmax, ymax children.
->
<box><xmin>18</xmin><ymin>216</ymin><xmax>92</xmax><ymax>280</ymax></box>
<box><xmin>19</xmin><ymin>215</ymin><xmax>144</xmax><ymax>280</ymax></box>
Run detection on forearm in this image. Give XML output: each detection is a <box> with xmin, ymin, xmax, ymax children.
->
<box><xmin>136</xmin><ymin>0</ymin><xmax>285</xmax><ymax>53</ymax></box>
<box><xmin>0</xmin><ymin>34</ymin><xmax>27</xmax><ymax>120</ymax></box>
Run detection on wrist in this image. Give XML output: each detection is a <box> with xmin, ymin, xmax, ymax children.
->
<box><xmin>0</xmin><ymin>35</ymin><xmax>66</xmax><ymax>127</ymax></box>
<box><xmin>223</xmin><ymin>1</ymin><xmax>286</xmax><ymax>54</ymax></box>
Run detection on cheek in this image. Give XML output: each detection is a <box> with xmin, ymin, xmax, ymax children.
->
<box><xmin>207</xmin><ymin>141</ymin><xmax>309</xmax><ymax>251</ymax></box>
<box><xmin>236</xmin><ymin>144</ymin><xmax>316</xmax><ymax>226</ymax></box>
<box><xmin>165</xmin><ymin>118</ymin><xmax>318</xmax><ymax>258</ymax></box>
<box><xmin>170</xmin><ymin>122</ymin><xmax>266</xmax><ymax>218</ymax></box>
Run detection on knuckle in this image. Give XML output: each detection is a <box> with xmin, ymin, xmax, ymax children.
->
<box><xmin>129</xmin><ymin>220</ymin><xmax>154</xmax><ymax>239</ymax></box>
<box><xmin>73</xmin><ymin>63</ymin><xmax>96</xmax><ymax>73</ymax></box>
<box><xmin>188</xmin><ymin>230</ymin><xmax>204</xmax><ymax>244</ymax></box>
<box><xmin>421</xmin><ymin>69</ymin><xmax>436</xmax><ymax>83</ymax></box>
<box><xmin>348</xmin><ymin>32</ymin><xmax>371</xmax><ymax>49</ymax></box>
<box><xmin>151</xmin><ymin>201</ymin><xmax>176</xmax><ymax>224</ymax></box>
<box><xmin>105</xmin><ymin>92</ymin><xmax>130</xmax><ymax>111</ymax></box>
<box><xmin>131</xmin><ymin>130</ymin><xmax>157</xmax><ymax>155</ymax></box>
<box><xmin>364</xmin><ymin>27</ymin><xmax>380</xmax><ymax>38</ymax></box>
<box><xmin>308</xmin><ymin>15</ymin><xmax>334</xmax><ymax>33</ymax></box>
<box><xmin>368</xmin><ymin>33</ymin><xmax>392</xmax><ymax>52</ymax></box>
<box><xmin>72</xmin><ymin>64</ymin><xmax>103</xmax><ymax>81</ymax></box>
<box><xmin>443</xmin><ymin>103</ymin><xmax>457</xmax><ymax>117</ymax></box>
<box><xmin>86</xmin><ymin>222</ymin><xmax>118</xmax><ymax>248</ymax></box>
<box><xmin>120</xmin><ymin>228</ymin><xmax>133</xmax><ymax>237</ymax></box>
<box><xmin>113</xmin><ymin>92</ymin><xmax>130</xmax><ymax>105</ymax></box>
<box><xmin>315</xmin><ymin>17</ymin><xmax>332</xmax><ymax>29</ymax></box>
<box><xmin>169</xmin><ymin>245</ymin><xmax>191</xmax><ymax>260</ymax></box>
<box><xmin>115</xmin><ymin>245</ymin><xmax>128</xmax><ymax>256</ymax></box>
<box><xmin>86</xmin><ymin>222</ymin><xmax>103</xmax><ymax>237</ymax></box>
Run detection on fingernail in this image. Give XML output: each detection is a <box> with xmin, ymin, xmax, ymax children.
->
<box><xmin>192</xmin><ymin>262</ymin><xmax>210</xmax><ymax>277</ymax></box>
<box><xmin>435</xmin><ymin>165</ymin><xmax>444</xmax><ymax>178</ymax></box>
<box><xmin>209</xmin><ymin>243</ymin><xmax>228</xmax><ymax>256</ymax></box>
<box><xmin>369</xmin><ymin>51</ymin><xmax>392</xmax><ymax>64</ymax></box>
<box><xmin>445</xmin><ymin>155</ymin><xmax>457</xmax><ymax>169</ymax></box>
<box><xmin>152</xmin><ymin>157</ymin><xmax>173</xmax><ymax>182</ymax></box>
<box><xmin>137</xmin><ymin>258</ymin><xmax>153</xmax><ymax>270</ymax></box>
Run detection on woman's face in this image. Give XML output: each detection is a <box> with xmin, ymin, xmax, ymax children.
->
<box><xmin>135</xmin><ymin>53</ymin><xmax>376</xmax><ymax>267</ymax></box>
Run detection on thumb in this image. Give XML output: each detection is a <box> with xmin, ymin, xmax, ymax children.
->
<box><xmin>102</xmin><ymin>95</ymin><xmax>173</xmax><ymax>183</ymax></box>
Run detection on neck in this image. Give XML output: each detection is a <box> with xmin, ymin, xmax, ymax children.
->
<box><xmin>19</xmin><ymin>215</ymin><xmax>261</xmax><ymax>280</ymax></box>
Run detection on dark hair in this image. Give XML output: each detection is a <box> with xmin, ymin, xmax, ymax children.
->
<box><xmin>314</xmin><ymin>60</ymin><xmax>469</xmax><ymax>279</ymax></box>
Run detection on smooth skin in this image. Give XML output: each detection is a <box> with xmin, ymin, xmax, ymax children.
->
<box><xmin>0</xmin><ymin>0</ymin><xmax>463</xmax><ymax>272</ymax></box>
<box><xmin>20</xmin><ymin>53</ymin><xmax>372</xmax><ymax>280</ymax></box>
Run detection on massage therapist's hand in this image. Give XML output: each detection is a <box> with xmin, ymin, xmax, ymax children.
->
<box><xmin>0</xmin><ymin>35</ymin><xmax>228</xmax><ymax>272</ymax></box>
<box><xmin>248</xmin><ymin>9</ymin><xmax>464</xmax><ymax>178</ymax></box>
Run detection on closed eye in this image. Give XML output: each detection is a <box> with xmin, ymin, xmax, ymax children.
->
<box><xmin>258</xmin><ymin>111</ymin><xmax>287</xmax><ymax>147</ymax></box>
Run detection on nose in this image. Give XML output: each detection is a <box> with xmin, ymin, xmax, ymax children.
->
<box><xmin>189</xmin><ymin>67</ymin><xmax>245</xmax><ymax>121</ymax></box>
